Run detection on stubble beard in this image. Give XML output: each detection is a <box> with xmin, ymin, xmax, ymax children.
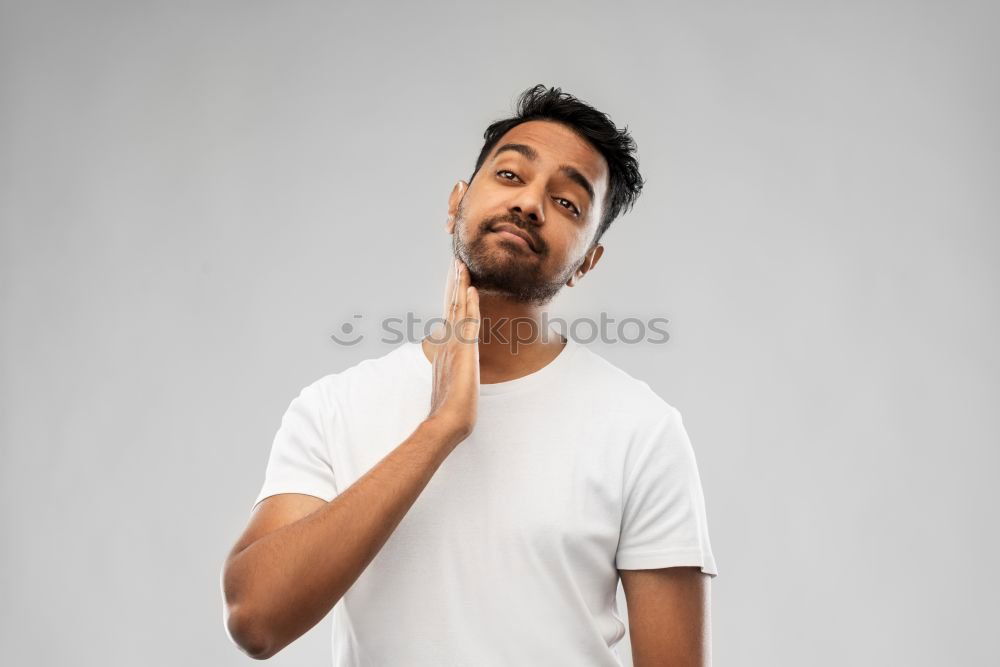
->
<box><xmin>451</xmin><ymin>205</ymin><xmax>579</xmax><ymax>306</ymax></box>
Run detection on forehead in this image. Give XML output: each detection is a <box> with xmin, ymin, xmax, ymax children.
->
<box><xmin>489</xmin><ymin>120</ymin><xmax>608</xmax><ymax>193</ymax></box>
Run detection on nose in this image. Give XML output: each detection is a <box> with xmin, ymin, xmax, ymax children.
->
<box><xmin>508</xmin><ymin>183</ymin><xmax>546</xmax><ymax>226</ymax></box>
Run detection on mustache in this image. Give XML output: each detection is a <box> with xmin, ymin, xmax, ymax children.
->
<box><xmin>481</xmin><ymin>214</ymin><xmax>541</xmax><ymax>251</ymax></box>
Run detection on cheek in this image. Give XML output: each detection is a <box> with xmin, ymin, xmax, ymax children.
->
<box><xmin>546</xmin><ymin>232</ymin><xmax>580</xmax><ymax>260</ymax></box>
<box><xmin>456</xmin><ymin>216</ymin><xmax>482</xmax><ymax>239</ymax></box>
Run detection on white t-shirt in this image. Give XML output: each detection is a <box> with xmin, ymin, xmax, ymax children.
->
<box><xmin>253</xmin><ymin>336</ymin><xmax>718</xmax><ymax>666</ymax></box>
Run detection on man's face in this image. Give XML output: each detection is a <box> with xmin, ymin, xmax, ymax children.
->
<box><xmin>448</xmin><ymin>120</ymin><xmax>609</xmax><ymax>305</ymax></box>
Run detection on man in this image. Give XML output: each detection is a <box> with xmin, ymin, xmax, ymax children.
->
<box><xmin>221</xmin><ymin>84</ymin><xmax>718</xmax><ymax>665</ymax></box>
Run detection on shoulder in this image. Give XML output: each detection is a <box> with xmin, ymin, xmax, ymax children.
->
<box><xmin>569</xmin><ymin>343</ymin><xmax>682</xmax><ymax>427</ymax></box>
<box><xmin>298</xmin><ymin>342</ymin><xmax>417</xmax><ymax>404</ymax></box>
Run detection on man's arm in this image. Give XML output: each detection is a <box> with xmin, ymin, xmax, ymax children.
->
<box><xmin>619</xmin><ymin>566</ymin><xmax>712</xmax><ymax>667</ymax></box>
<box><xmin>222</xmin><ymin>417</ymin><xmax>465</xmax><ymax>659</ymax></box>
<box><xmin>222</xmin><ymin>258</ymin><xmax>481</xmax><ymax>660</ymax></box>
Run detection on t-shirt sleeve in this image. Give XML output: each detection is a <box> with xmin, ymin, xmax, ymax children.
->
<box><xmin>251</xmin><ymin>379</ymin><xmax>339</xmax><ymax>512</ymax></box>
<box><xmin>615</xmin><ymin>406</ymin><xmax>719</xmax><ymax>577</ymax></box>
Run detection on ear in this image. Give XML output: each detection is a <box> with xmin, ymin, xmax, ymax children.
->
<box><xmin>445</xmin><ymin>180</ymin><xmax>467</xmax><ymax>234</ymax></box>
<box><xmin>567</xmin><ymin>243</ymin><xmax>604</xmax><ymax>287</ymax></box>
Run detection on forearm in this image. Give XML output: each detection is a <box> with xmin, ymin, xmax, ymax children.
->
<box><xmin>223</xmin><ymin>417</ymin><xmax>462</xmax><ymax>658</ymax></box>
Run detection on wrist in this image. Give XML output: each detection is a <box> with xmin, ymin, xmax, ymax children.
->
<box><xmin>420</xmin><ymin>415</ymin><xmax>470</xmax><ymax>448</ymax></box>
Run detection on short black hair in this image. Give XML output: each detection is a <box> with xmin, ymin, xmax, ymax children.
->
<box><xmin>469</xmin><ymin>84</ymin><xmax>644</xmax><ymax>246</ymax></box>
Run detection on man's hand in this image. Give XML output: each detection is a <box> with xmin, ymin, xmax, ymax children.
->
<box><xmin>426</xmin><ymin>257</ymin><xmax>481</xmax><ymax>441</ymax></box>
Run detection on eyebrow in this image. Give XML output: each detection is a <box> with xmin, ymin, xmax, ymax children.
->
<box><xmin>491</xmin><ymin>142</ymin><xmax>596</xmax><ymax>207</ymax></box>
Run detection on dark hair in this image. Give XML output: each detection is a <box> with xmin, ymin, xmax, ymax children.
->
<box><xmin>469</xmin><ymin>84</ymin><xmax>644</xmax><ymax>246</ymax></box>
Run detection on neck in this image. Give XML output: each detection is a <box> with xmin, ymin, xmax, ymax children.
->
<box><xmin>421</xmin><ymin>291</ymin><xmax>567</xmax><ymax>384</ymax></box>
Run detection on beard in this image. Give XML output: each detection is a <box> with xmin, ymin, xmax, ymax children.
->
<box><xmin>451</xmin><ymin>200</ymin><xmax>580</xmax><ymax>306</ymax></box>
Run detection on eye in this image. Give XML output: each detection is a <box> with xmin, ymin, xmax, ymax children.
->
<box><xmin>496</xmin><ymin>169</ymin><xmax>521</xmax><ymax>182</ymax></box>
<box><xmin>496</xmin><ymin>169</ymin><xmax>579</xmax><ymax>217</ymax></box>
<box><xmin>555</xmin><ymin>197</ymin><xmax>580</xmax><ymax>216</ymax></box>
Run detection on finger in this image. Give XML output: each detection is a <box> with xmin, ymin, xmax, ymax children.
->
<box><xmin>443</xmin><ymin>257</ymin><xmax>458</xmax><ymax>323</ymax></box>
<box><xmin>448</xmin><ymin>258</ymin><xmax>462</xmax><ymax>324</ymax></box>
<box><xmin>432</xmin><ymin>257</ymin><xmax>457</xmax><ymax>345</ymax></box>
<box><xmin>455</xmin><ymin>260</ymin><xmax>468</xmax><ymax>323</ymax></box>
<box><xmin>464</xmin><ymin>285</ymin><xmax>480</xmax><ymax>343</ymax></box>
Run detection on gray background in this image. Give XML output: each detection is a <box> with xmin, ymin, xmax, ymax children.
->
<box><xmin>1</xmin><ymin>1</ymin><xmax>997</xmax><ymax>665</ymax></box>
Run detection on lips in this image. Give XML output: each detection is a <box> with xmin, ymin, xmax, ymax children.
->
<box><xmin>491</xmin><ymin>223</ymin><xmax>538</xmax><ymax>252</ymax></box>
